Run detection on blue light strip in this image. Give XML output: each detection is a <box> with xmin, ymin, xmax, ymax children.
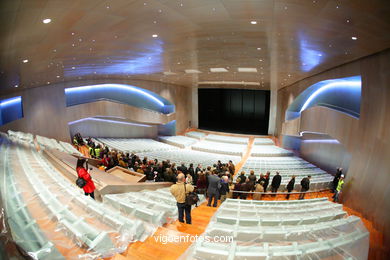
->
<box><xmin>68</xmin><ymin>117</ymin><xmax>153</xmax><ymax>127</ymax></box>
<box><xmin>300</xmin><ymin>80</ymin><xmax>361</xmax><ymax>112</ymax></box>
<box><xmin>65</xmin><ymin>84</ymin><xmax>165</xmax><ymax>107</ymax></box>
<box><xmin>0</xmin><ymin>96</ymin><xmax>22</xmax><ymax>107</ymax></box>
<box><xmin>301</xmin><ymin>139</ymin><xmax>340</xmax><ymax>144</ymax></box>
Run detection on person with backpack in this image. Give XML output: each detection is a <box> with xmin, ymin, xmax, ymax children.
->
<box><xmin>170</xmin><ymin>173</ymin><xmax>195</xmax><ymax>224</ymax></box>
<box><xmin>76</xmin><ymin>158</ymin><xmax>96</xmax><ymax>199</ymax></box>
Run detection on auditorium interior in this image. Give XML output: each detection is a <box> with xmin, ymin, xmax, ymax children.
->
<box><xmin>0</xmin><ymin>0</ymin><xmax>389</xmax><ymax>259</ymax></box>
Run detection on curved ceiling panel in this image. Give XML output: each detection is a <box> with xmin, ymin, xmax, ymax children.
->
<box><xmin>64</xmin><ymin>83</ymin><xmax>175</xmax><ymax>114</ymax></box>
<box><xmin>286</xmin><ymin>76</ymin><xmax>361</xmax><ymax>120</ymax></box>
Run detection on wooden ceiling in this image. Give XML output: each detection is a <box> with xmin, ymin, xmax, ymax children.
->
<box><xmin>0</xmin><ymin>0</ymin><xmax>389</xmax><ymax>94</ymax></box>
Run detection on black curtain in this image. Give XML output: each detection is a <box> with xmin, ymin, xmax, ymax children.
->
<box><xmin>198</xmin><ymin>88</ymin><xmax>270</xmax><ymax>134</ymax></box>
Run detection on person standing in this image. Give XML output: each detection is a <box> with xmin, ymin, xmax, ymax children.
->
<box><xmin>239</xmin><ymin>179</ymin><xmax>251</xmax><ymax>200</ymax></box>
<box><xmin>219</xmin><ymin>176</ymin><xmax>230</xmax><ymax>203</ymax></box>
<box><xmin>333</xmin><ymin>175</ymin><xmax>345</xmax><ymax>202</ymax></box>
<box><xmin>207</xmin><ymin>171</ymin><xmax>221</xmax><ymax>207</ymax></box>
<box><xmin>170</xmin><ymin>173</ymin><xmax>194</xmax><ymax>224</ymax></box>
<box><xmin>239</xmin><ymin>171</ymin><xmax>246</xmax><ymax>184</ymax></box>
<box><xmin>196</xmin><ymin>172</ymin><xmax>207</xmax><ymax>195</ymax></box>
<box><xmin>248</xmin><ymin>170</ymin><xmax>257</xmax><ymax>191</ymax></box>
<box><xmin>76</xmin><ymin>158</ymin><xmax>96</xmax><ymax>199</ymax></box>
<box><xmin>299</xmin><ymin>175</ymin><xmax>311</xmax><ymax>200</ymax></box>
<box><xmin>270</xmin><ymin>172</ymin><xmax>282</xmax><ymax>195</ymax></box>
<box><xmin>286</xmin><ymin>175</ymin><xmax>295</xmax><ymax>199</ymax></box>
<box><xmin>332</xmin><ymin>168</ymin><xmax>343</xmax><ymax>193</ymax></box>
<box><xmin>263</xmin><ymin>171</ymin><xmax>270</xmax><ymax>192</ymax></box>
<box><xmin>253</xmin><ymin>181</ymin><xmax>265</xmax><ymax>200</ymax></box>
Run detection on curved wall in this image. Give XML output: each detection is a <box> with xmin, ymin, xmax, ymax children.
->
<box><xmin>0</xmin><ymin>78</ymin><xmax>191</xmax><ymax>141</ymax></box>
<box><xmin>277</xmin><ymin>49</ymin><xmax>390</xmax><ymax>253</ymax></box>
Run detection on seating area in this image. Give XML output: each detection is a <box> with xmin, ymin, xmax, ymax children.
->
<box><xmin>158</xmin><ymin>135</ymin><xmax>198</xmax><ymax>148</ymax></box>
<box><xmin>37</xmin><ymin>135</ymin><xmax>83</xmax><ymax>156</ymax></box>
<box><xmin>253</xmin><ymin>138</ymin><xmax>274</xmax><ymax>145</ymax></box>
<box><xmin>186</xmin><ymin>198</ymin><xmax>369</xmax><ymax>260</ymax></box>
<box><xmin>205</xmin><ymin>134</ymin><xmax>249</xmax><ymax>144</ymax></box>
<box><xmin>138</xmin><ymin>149</ymin><xmax>241</xmax><ymax>166</ymax></box>
<box><xmin>238</xmin><ymin>156</ymin><xmax>333</xmax><ymax>190</ymax></box>
<box><xmin>250</xmin><ymin>145</ymin><xmax>294</xmax><ymax>157</ymax></box>
<box><xmin>185</xmin><ymin>131</ymin><xmax>207</xmax><ymax>140</ymax></box>
<box><xmin>192</xmin><ymin>140</ymin><xmax>247</xmax><ymax>156</ymax></box>
<box><xmin>96</xmin><ymin>137</ymin><xmax>178</xmax><ymax>153</ymax></box>
<box><xmin>103</xmin><ymin>188</ymin><xmax>206</xmax><ymax>225</ymax></box>
<box><xmin>0</xmin><ymin>134</ymin><xmax>166</xmax><ymax>258</ymax></box>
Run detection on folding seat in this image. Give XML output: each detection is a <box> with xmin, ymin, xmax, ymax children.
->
<box><xmin>234</xmin><ymin>245</ymin><xmax>268</xmax><ymax>260</ymax></box>
<box><xmin>194</xmin><ymin>241</ymin><xmax>230</xmax><ymax>260</ymax></box>
<box><xmin>216</xmin><ymin>216</ymin><xmax>237</xmax><ymax>225</ymax></box>
<box><xmin>238</xmin><ymin>218</ymin><xmax>260</xmax><ymax>226</ymax></box>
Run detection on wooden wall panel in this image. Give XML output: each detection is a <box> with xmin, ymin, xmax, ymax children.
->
<box><xmin>276</xmin><ymin>49</ymin><xmax>390</xmax><ymax>249</ymax></box>
<box><xmin>0</xmin><ymin>79</ymin><xmax>191</xmax><ymax>141</ymax></box>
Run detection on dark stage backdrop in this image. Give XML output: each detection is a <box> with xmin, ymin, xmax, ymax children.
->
<box><xmin>198</xmin><ymin>88</ymin><xmax>270</xmax><ymax>134</ymax></box>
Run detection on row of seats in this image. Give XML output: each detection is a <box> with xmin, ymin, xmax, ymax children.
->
<box><xmin>138</xmin><ymin>149</ymin><xmax>241</xmax><ymax>167</ymax></box>
<box><xmin>192</xmin><ymin>140</ymin><xmax>247</xmax><ymax>156</ymax></box>
<box><xmin>250</xmin><ymin>145</ymin><xmax>294</xmax><ymax>157</ymax></box>
<box><xmin>36</xmin><ymin>135</ymin><xmax>83</xmax><ymax>156</ymax></box>
<box><xmin>205</xmin><ymin>134</ymin><xmax>249</xmax><ymax>144</ymax></box>
<box><xmin>96</xmin><ymin>137</ymin><xmax>177</xmax><ymax>153</ymax></box>
<box><xmin>7</xmin><ymin>130</ymin><xmax>34</xmax><ymax>144</ymax></box>
<box><xmin>0</xmin><ymin>136</ymin><xmax>64</xmax><ymax>260</ymax></box>
<box><xmin>185</xmin><ymin>131</ymin><xmax>207</xmax><ymax>139</ymax></box>
<box><xmin>192</xmin><ymin>228</ymin><xmax>368</xmax><ymax>259</ymax></box>
<box><xmin>186</xmin><ymin>197</ymin><xmax>369</xmax><ymax>259</ymax></box>
<box><xmin>103</xmin><ymin>188</ymin><xmax>206</xmax><ymax>225</ymax></box>
<box><xmin>253</xmin><ymin>138</ymin><xmax>274</xmax><ymax>145</ymax></box>
<box><xmin>158</xmin><ymin>135</ymin><xmax>198</xmax><ymax>148</ymax></box>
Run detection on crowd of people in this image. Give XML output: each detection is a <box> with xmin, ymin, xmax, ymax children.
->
<box><xmin>72</xmin><ymin>134</ymin><xmax>346</xmax><ymax>225</ymax></box>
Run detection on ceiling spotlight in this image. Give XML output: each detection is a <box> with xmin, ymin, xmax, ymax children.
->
<box><xmin>14</xmin><ymin>84</ymin><xmax>18</xmax><ymax>88</ymax></box>
<box><xmin>152</xmin><ymin>34</ymin><xmax>158</xmax><ymax>38</ymax></box>
<box><xmin>250</xmin><ymin>21</ymin><xmax>257</xmax><ymax>24</ymax></box>
<box><xmin>22</xmin><ymin>59</ymin><xmax>28</xmax><ymax>63</ymax></box>
<box><xmin>351</xmin><ymin>36</ymin><xmax>357</xmax><ymax>40</ymax></box>
<box><xmin>257</xmin><ymin>47</ymin><xmax>261</xmax><ymax>50</ymax></box>
<box><xmin>42</xmin><ymin>18</ymin><xmax>51</xmax><ymax>24</ymax></box>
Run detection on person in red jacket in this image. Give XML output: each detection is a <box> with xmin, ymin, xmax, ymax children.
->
<box><xmin>76</xmin><ymin>158</ymin><xmax>96</xmax><ymax>199</ymax></box>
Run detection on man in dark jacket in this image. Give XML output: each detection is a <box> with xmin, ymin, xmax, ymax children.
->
<box><xmin>239</xmin><ymin>171</ymin><xmax>246</xmax><ymax>184</ymax></box>
<box><xmin>219</xmin><ymin>176</ymin><xmax>230</xmax><ymax>203</ymax></box>
<box><xmin>299</xmin><ymin>175</ymin><xmax>311</xmax><ymax>200</ymax></box>
<box><xmin>270</xmin><ymin>172</ymin><xmax>282</xmax><ymax>195</ymax></box>
<box><xmin>207</xmin><ymin>172</ymin><xmax>220</xmax><ymax>207</ymax></box>
<box><xmin>286</xmin><ymin>175</ymin><xmax>295</xmax><ymax>199</ymax></box>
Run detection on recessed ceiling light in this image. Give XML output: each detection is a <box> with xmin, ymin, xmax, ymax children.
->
<box><xmin>250</xmin><ymin>21</ymin><xmax>257</xmax><ymax>24</ymax></box>
<box><xmin>42</xmin><ymin>18</ymin><xmax>51</xmax><ymax>24</ymax></box>
<box><xmin>22</xmin><ymin>59</ymin><xmax>28</xmax><ymax>63</ymax></box>
<box><xmin>185</xmin><ymin>69</ymin><xmax>201</xmax><ymax>74</ymax></box>
<box><xmin>257</xmin><ymin>47</ymin><xmax>261</xmax><ymax>50</ymax></box>
<box><xmin>351</xmin><ymin>36</ymin><xmax>357</xmax><ymax>40</ymax></box>
<box><xmin>238</xmin><ymin>68</ymin><xmax>258</xmax><ymax>73</ymax></box>
<box><xmin>152</xmin><ymin>34</ymin><xmax>158</xmax><ymax>38</ymax></box>
<box><xmin>163</xmin><ymin>71</ymin><xmax>177</xmax><ymax>75</ymax></box>
<box><xmin>14</xmin><ymin>84</ymin><xmax>18</xmax><ymax>88</ymax></box>
<box><xmin>56</xmin><ymin>75</ymin><xmax>60</xmax><ymax>78</ymax></box>
<box><xmin>210</xmin><ymin>68</ymin><xmax>228</xmax><ymax>72</ymax></box>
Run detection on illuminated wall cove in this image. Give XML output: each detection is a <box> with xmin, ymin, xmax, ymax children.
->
<box><xmin>0</xmin><ymin>96</ymin><xmax>23</xmax><ymax>126</ymax></box>
<box><xmin>286</xmin><ymin>76</ymin><xmax>361</xmax><ymax>120</ymax></box>
<box><xmin>65</xmin><ymin>84</ymin><xmax>175</xmax><ymax>114</ymax></box>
